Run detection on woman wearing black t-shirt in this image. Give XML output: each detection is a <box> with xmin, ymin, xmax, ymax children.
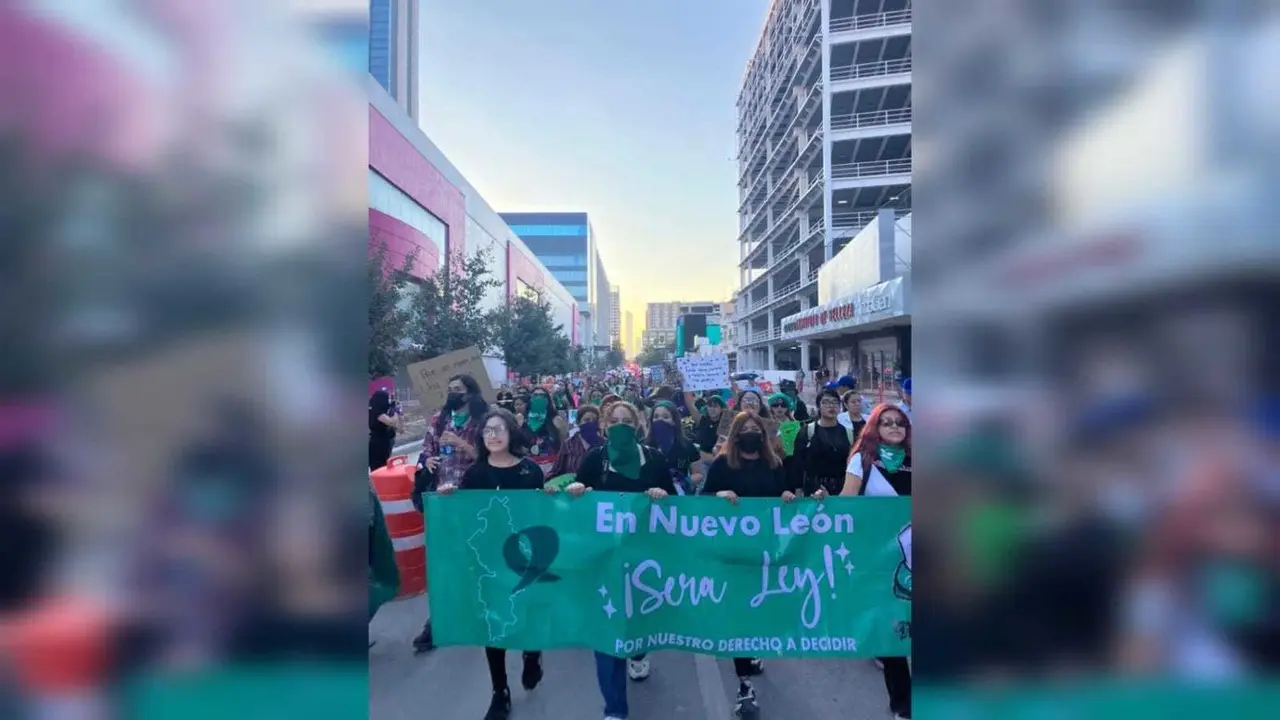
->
<box><xmin>842</xmin><ymin>403</ymin><xmax>912</xmax><ymax>719</ymax></box>
<box><xmin>368</xmin><ymin>389</ymin><xmax>400</xmax><ymax>471</ymax></box>
<box><xmin>563</xmin><ymin>401</ymin><xmax>675</xmax><ymax>718</ymax></box>
<box><xmin>703</xmin><ymin>412</ymin><xmax>802</xmax><ymax>717</ymax></box>
<box><xmin>647</xmin><ymin>400</ymin><xmax>703</xmax><ymax>494</ymax></box>
<box><xmin>793</xmin><ymin>388</ymin><xmax>855</xmax><ymax>498</ymax></box>
<box><xmin>437</xmin><ymin>409</ymin><xmax>546</xmax><ymax>720</ymax></box>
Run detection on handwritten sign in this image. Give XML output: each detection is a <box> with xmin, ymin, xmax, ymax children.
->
<box><xmin>778</xmin><ymin>421</ymin><xmax>802</xmax><ymax>456</ymax></box>
<box><xmin>675</xmin><ymin>354</ymin><xmax>730</xmax><ymax>392</ymax></box>
<box><xmin>406</xmin><ymin>346</ymin><xmax>495</xmax><ymax>414</ymax></box>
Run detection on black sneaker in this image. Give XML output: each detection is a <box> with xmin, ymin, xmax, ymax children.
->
<box><xmin>743</xmin><ymin>658</ymin><xmax>764</xmax><ymax>676</ymax></box>
<box><xmin>520</xmin><ymin>652</ymin><xmax>543</xmax><ymax>691</ymax></box>
<box><xmin>734</xmin><ymin>681</ymin><xmax>758</xmax><ymax>716</ymax></box>
<box><xmin>412</xmin><ymin>624</ymin><xmax>434</xmax><ymax>655</ymax></box>
<box><xmin>484</xmin><ymin>687</ymin><xmax>511</xmax><ymax>720</ymax></box>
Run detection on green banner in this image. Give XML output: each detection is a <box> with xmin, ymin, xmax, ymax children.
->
<box><xmin>426</xmin><ymin>492</ymin><xmax>911</xmax><ymax>658</ymax></box>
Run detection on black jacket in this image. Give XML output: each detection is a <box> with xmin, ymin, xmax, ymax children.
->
<box><xmin>577</xmin><ymin>445</ymin><xmax>677</xmax><ymax>495</ymax></box>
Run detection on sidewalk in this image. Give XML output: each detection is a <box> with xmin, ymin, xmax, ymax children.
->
<box><xmin>370</xmin><ymin>592</ymin><xmax>428</xmax><ymax>648</ymax></box>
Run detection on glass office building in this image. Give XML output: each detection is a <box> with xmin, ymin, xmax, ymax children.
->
<box><xmin>500</xmin><ymin>212</ymin><xmax>613</xmax><ymax>347</ymax></box>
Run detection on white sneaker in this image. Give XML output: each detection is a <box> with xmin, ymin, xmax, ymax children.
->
<box><xmin>627</xmin><ymin>657</ymin><xmax>651</xmax><ymax>681</ymax></box>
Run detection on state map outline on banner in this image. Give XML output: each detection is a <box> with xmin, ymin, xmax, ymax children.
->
<box><xmin>468</xmin><ymin>495</ymin><xmax>527</xmax><ymax>642</ymax></box>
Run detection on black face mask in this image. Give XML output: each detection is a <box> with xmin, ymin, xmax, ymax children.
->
<box><xmin>738</xmin><ymin>433</ymin><xmax>764</xmax><ymax>453</ymax></box>
<box><xmin>445</xmin><ymin>392</ymin><xmax>465</xmax><ymax>410</ymax></box>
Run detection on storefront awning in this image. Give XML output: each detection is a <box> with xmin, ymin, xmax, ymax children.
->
<box><xmin>780</xmin><ymin>276</ymin><xmax>910</xmax><ymax>342</ymax></box>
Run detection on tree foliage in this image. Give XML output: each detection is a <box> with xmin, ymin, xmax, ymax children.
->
<box><xmin>493</xmin><ymin>295</ymin><xmax>576</xmax><ymax>377</ymax></box>
<box><xmin>603</xmin><ymin>343</ymin><xmax>625</xmax><ymax>369</ymax></box>
<box><xmin>368</xmin><ymin>241</ymin><xmax>417</xmax><ymax>379</ymax></box>
<box><xmin>636</xmin><ymin>339</ymin><xmax>674</xmax><ymax>368</ymax></box>
<box><xmin>404</xmin><ymin>247</ymin><xmax>503</xmax><ymax>363</ymax></box>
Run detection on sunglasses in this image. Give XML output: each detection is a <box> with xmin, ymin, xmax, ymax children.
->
<box><xmin>879</xmin><ymin>418</ymin><xmax>907</xmax><ymax>429</ymax></box>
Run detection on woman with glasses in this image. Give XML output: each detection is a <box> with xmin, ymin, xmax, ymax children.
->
<box><xmin>842</xmin><ymin>403</ymin><xmax>912</xmax><ymax>720</ymax></box>
<box><xmin>792</xmin><ymin>388</ymin><xmax>855</xmax><ymax>499</ymax></box>
<box><xmin>703</xmin><ymin>411</ymin><xmax>802</xmax><ymax>716</ymax></box>
<box><xmin>436</xmin><ymin>409</ymin><xmax>547</xmax><ymax>720</ymax></box>
<box><xmin>562</xmin><ymin>401</ymin><xmax>675</xmax><ymax>719</ymax></box>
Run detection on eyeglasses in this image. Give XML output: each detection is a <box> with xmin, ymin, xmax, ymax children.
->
<box><xmin>879</xmin><ymin>418</ymin><xmax>907</xmax><ymax>429</ymax></box>
<box><xmin>482</xmin><ymin>426</ymin><xmax>508</xmax><ymax>437</ymax></box>
<box><xmin>819</xmin><ymin>400</ymin><xmax>840</xmax><ymax>408</ymax></box>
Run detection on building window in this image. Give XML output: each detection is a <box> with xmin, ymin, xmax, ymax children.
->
<box><xmin>508</xmin><ymin>225</ymin><xmax>588</xmax><ymax>237</ymax></box>
<box><xmin>533</xmin><ymin>254</ymin><xmax>587</xmax><ymax>267</ymax></box>
<box><xmin>550</xmin><ymin>270</ymin><xmax>587</xmax><ymax>282</ymax></box>
<box><xmin>368</xmin><ymin>169</ymin><xmax>446</xmax><ymax>270</ymax></box>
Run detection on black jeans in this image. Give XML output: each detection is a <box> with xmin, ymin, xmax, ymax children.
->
<box><xmin>731</xmin><ymin>657</ymin><xmax>758</xmax><ymax>679</ymax></box>
<box><xmin>880</xmin><ymin>656</ymin><xmax>911</xmax><ymax>715</ymax></box>
<box><xmin>484</xmin><ymin>647</ymin><xmax>541</xmax><ymax>692</ymax></box>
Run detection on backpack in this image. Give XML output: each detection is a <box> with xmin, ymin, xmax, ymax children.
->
<box><xmin>805</xmin><ymin>422</ymin><xmax>853</xmax><ymax>446</ymax></box>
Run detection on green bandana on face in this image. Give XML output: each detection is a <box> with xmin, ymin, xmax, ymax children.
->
<box><xmin>451</xmin><ymin>410</ymin><xmax>468</xmax><ymax>429</ymax></box>
<box><xmin>527</xmin><ymin>395</ymin><xmax>549</xmax><ymax>432</ymax></box>
<box><xmin>605</xmin><ymin>423</ymin><xmax>642</xmax><ymax>480</ymax></box>
<box><xmin>879</xmin><ymin>444</ymin><xmax>906</xmax><ymax>473</ymax></box>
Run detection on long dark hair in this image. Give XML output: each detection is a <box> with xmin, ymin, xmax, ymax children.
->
<box><xmin>476</xmin><ymin>409</ymin><xmax>530</xmax><ymax>464</ymax></box>
<box><xmin>433</xmin><ymin>373</ymin><xmax>489</xmax><ymax>438</ymax></box>
<box><xmin>647</xmin><ymin>400</ymin><xmax>691</xmax><ymax>455</ymax></box>
<box><xmin>720</xmin><ymin>412</ymin><xmax>782</xmax><ymax>470</ymax></box>
<box><xmin>526</xmin><ymin>387</ymin><xmax>560</xmax><ymax>424</ymax></box>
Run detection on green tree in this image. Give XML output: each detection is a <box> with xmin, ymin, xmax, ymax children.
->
<box><xmin>405</xmin><ymin>247</ymin><xmax>502</xmax><ymax>363</ymax></box>
<box><xmin>493</xmin><ymin>295</ymin><xmax>575</xmax><ymax>377</ymax></box>
<box><xmin>604</xmin><ymin>343</ymin><xmax>625</xmax><ymax>369</ymax></box>
<box><xmin>636</xmin><ymin>339</ymin><xmax>674</xmax><ymax>368</ymax></box>
<box><xmin>368</xmin><ymin>242</ymin><xmax>418</xmax><ymax>379</ymax></box>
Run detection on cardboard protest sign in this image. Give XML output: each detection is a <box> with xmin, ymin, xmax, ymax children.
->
<box><xmin>406</xmin><ymin>346</ymin><xmax>495</xmax><ymax>414</ymax></box>
<box><xmin>675</xmin><ymin>354</ymin><xmax>730</xmax><ymax>392</ymax></box>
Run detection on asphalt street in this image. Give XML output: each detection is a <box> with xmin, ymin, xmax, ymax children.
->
<box><xmin>370</xmin><ymin>594</ymin><xmax>897</xmax><ymax>720</ymax></box>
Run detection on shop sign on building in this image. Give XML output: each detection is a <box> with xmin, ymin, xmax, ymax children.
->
<box><xmin>780</xmin><ymin>277</ymin><xmax>907</xmax><ymax>341</ymax></box>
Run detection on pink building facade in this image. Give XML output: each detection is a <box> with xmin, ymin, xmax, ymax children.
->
<box><xmin>368</xmin><ymin>82</ymin><xmax>579</xmax><ymax>388</ymax></box>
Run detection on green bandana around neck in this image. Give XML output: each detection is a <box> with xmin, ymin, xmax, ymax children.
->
<box><xmin>879</xmin><ymin>444</ymin><xmax>906</xmax><ymax>473</ymax></box>
<box><xmin>605</xmin><ymin>423</ymin><xmax>642</xmax><ymax>480</ymax></box>
<box><xmin>527</xmin><ymin>396</ymin><xmax>549</xmax><ymax>432</ymax></box>
<box><xmin>450</xmin><ymin>409</ymin><xmax>468</xmax><ymax>429</ymax></box>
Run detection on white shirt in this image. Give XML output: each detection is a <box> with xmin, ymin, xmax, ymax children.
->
<box><xmin>845</xmin><ymin>452</ymin><xmax>902</xmax><ymax>497</ymax></box>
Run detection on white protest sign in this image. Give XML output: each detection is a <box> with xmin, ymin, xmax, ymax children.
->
<box><xmin>676</xmin><ymin>353</ymin><xmax>730</xmax><ymax>392</ymax></box>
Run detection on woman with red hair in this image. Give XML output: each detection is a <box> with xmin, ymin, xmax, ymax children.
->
<box><xmin>842</xmin><ymin>403</ymin><xmax>912</xmax><ymax>719</ymax></box>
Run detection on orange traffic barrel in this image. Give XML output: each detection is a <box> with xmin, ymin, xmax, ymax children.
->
<box><xmin>0</xmin><ymin>596</ymin><xmax>111</xmax><ymax>694</ymax></box>
<box><xmin>369</xmin><ymin>455</ymin><xmax>426</xmax><ymax>597</ymax></box>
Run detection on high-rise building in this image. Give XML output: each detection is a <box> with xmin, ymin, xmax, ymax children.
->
<box><xmin>369</xmin><ymin>0</ymin><xmax>419</xmax><ymax>122</ymax></box>
<box><xmin>609</xmin><ymin>286</ymin><xmax>621</xmax><ymax>347</ymax></box>
<box><xmin>642</xmin><ymin>301</ymin><xmax>722</xmax><ymax>348</ymax></box>
<box><xmin>624</xmin><ymin>310</ymin><xmax>634</xmax><ymax>358</ymax></box>
<box><xmin>735</xmin><ymin>0</ymin><xmax>911</xmax><ymax>370</ymax></box>
<box><xmin>499</xmin><ymin>212</ymin><xmax>613</xmax><ymax>349</ymax></box>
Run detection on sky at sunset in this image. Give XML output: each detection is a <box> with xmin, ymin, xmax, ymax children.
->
<box><xmin>417</xmin><ymin>0</ymin><xmax>770</xmax><ymax>340</ymax></box>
